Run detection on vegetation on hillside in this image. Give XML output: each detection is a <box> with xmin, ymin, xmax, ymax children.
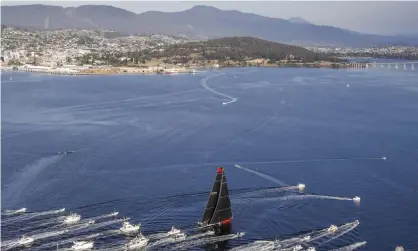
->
<box><xmin>152</xmin><ymin>37</ymin><xmax>344</xmax><ymax>65</ymax></box>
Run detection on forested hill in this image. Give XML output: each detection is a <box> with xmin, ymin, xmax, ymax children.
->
<box><xmin>155</xmin><ymin>37</ymin><xmax>342</xmax><ymax>63</ymax></box>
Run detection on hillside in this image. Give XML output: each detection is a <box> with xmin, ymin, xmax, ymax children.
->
<box><xmin>152</xmin><ymin>37</ymin><xmax>342</xmax><ymax>65</ymax></box>
<box><xmin>2</xmin><ymin>4</ymin><xmax>418</xmax><ymax>47</ymax></box>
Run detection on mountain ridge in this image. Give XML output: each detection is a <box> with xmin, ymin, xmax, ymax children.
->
<box><xmin>2</xmin><ymin>4</ymin><xmax>417</xmax><ymax>47</ymax></box>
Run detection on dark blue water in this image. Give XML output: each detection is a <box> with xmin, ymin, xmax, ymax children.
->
<box><xmin>2</xmin><ymin>67</ymin><xmax>418</xmax><ymax>250</ymax></box>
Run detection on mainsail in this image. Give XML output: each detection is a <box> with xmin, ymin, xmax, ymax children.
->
<box><xmin>201</xmin><ymin>167</ymin><xmax>232</xmax><ymax>227</ymax></box>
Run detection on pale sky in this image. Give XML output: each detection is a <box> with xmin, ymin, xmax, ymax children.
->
<box><xmin>3</xmin><ymin>1</ymin><xmax>418</xmax><ymax>35</ymax></box>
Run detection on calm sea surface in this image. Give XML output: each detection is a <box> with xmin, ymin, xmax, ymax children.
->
<box><xmin>2</xmin><ymin>65</ymin><xmax>418</xmax><ymax>250</ymax></box>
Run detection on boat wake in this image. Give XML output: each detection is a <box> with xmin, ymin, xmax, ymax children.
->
<box><xmin>200</xmin><ymin>74</ymin><xmax>238</xmax><ymax>105</ymax></box>
<box><xmin>328</xmin><ymin>241</ymin><xmax>367</xmax><ymax>251</ymax></box>
<box><xmin>171</xmin><ymin>232</ymin><xmax>245</xmax><ymax>250</ymax></box>
<box><xmin>234</xmin><ymin>164</ymin><xmax>289</xmax><ymax>186</ymax></box>
<box><xmin>3</xmin><ymin>155</ymin><xmax>64</xmax><ymax>207</ymax></box>
<box><xmin>2</xmin><ymin>208</ymin><xmax>66</xmax><ymax>225</ymax></box>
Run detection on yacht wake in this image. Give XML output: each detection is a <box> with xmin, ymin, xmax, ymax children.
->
<box><xmin>2</xmin><ymin>208</ymin><xmax>66</xmax><ymax>225</ymax></box>
<box><xmin>3</xmin><ymin>155</ymin><xmax>64</xmax><ymax>206</ymax></box>
<box><xmin>234</xmin><ymin>165</ymin><xmax>288</xmax><ymax>186</ymax></box>
<box><xmin>230</xmin><ymin>240</ymin><xmax>275</xmax><ymax>251</ymax></box>
<box><xmin>328</xmin><ymin>241</ymin><xmax>367</xmax><ymax>251</ymax></box>
<box><xmin>170</xmin><ymin>233</ymin><xmax>244</xmax><ymax>250</ymax></box>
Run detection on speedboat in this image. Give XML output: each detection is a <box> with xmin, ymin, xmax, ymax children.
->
<box><xmin>297</xmin><ymin>183</ymin><xmax>306</xmax><ymax>190</ymax></box>
<box><xmin>237</xmin><ymin>232</ymin><xmax>246</xmax><ymax>237</ymax></box>
<box><xmin>18</xmin><ymin>235</ymin><xmax>34</xmax><ymax>246</ymax></box>
<box><xmin>353</xmin><ymin>196</ymin><xmax>361</xmax><ymax>202</ymax></box>
<box><xmin>167</xmin><ymin>226</ymin><xmax>181</xmax><ymax>236</ymax></box>
<box><xmin>292</xmin><ymin>245</ymin><xmax>303</xmax><ymax>251</ymax></box>
<box><xmin>307</xmin><ymin>247</ymin><xmax>316</xmax><ymax>251</ymax></box>
<box><xmin>110</xmin><ymin>211</ymin><xmax>119</xmax><ymax>216</ymax></box>
<box><xmin>327</xmin><ymin>225</ymin><xmax>338</xmax><ymax>234</ymax></box>
<box><xmin>64</xmin><ymin>213</ymin><xmax>81</xmax><ymax>224</ymax></box>
<box><xmin>125</xmin><ymin>234</ymin><xmax>148</xmax><ymax>249</ymax></box>
<box><xmin>301</xmin><ymin>235</ymin><xmax>311</xmax><ymax>242</ymax></box>
<box><xmin>120</xmin><ymin>220</ymin><xmax>140</xmax><ymax>234</ymax></box>
<box><xmin>71</xmin><ymin>241</ymin><xmax>93</xmax><ymax>250</ymax></box>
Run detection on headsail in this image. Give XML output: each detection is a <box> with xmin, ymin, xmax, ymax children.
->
<box><xmin>201</xmin><ymin>167</ymin><xmax>232</xmax><ymax>227</ymax></box>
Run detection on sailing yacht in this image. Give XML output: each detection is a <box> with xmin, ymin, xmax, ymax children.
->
<box><xmin>198</xmin><ymin>167</ymin><xmax>233</xmax><ymax>232</ymax></box>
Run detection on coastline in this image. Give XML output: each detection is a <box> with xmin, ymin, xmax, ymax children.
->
<box><xmin>1</xmin><ymin>62</ymin><xmax>365</xmax><ymax>76</ymax></box>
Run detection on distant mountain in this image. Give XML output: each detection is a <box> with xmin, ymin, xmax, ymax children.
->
<box><xmin>288</xmin><ymin>17</ymin><xmax>311</xmax><ymax>25</ymax></box>
<box><xmin>2</xmin><ymin>4</ymin><xmax>418</xmax><ymax>47</ymax></box>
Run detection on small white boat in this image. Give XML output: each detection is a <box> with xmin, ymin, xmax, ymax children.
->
<box><xmin>167</xmin><ymin>226</ymin><xmax>181</xmax><ymax>236</ymax></box>
<box><xmin>110</xmin><ymin>211</ymin><xmax>119</xmax><ymax>217</ymax></box>
<box><xmin>71</xmin><ymin>240</ymin><xmax>93</xmax><ymax>250</ymax></box>
<box><xmin>236</xmin><ymin>232</ymin><xmax>246</xmax><ymax>237</ymax></box>
<box><xmin>18</xmin><ymin>235</ymin><xmax>34</xmax><ymax>246</ymax></box>
<box><xmin>64</xmin><ymin>213</ymin><xmax>81</xmax><ymax>224</ymax></box>
<box><xmin>302</xmin><ymin>235</ymin><xmax>311</xmax><ymax>242</ymax></box>
<box><xmin>125</xmin><ymin>234</ymin><xmax>148</xmax><ymax>249</ymax></box>
<box><xmin>292</xmin><ymin>244</ymin><xmax>303</xmax><ymax>251</ymax></box>
<box><xmin>328</xmin><ymin>225</ymin><xmax>338</xmax><ymax>233</ymax></box>
<box><xmin>353</xmin><ymin>196</ymin><xmax>361</xmax><ymax>202</ymax></box>
<box><xmin>120</xmin><ymin>220</ymin><xmax>140</xmax><ymax>234</ymax></box>
<box><xmin>297</xmin><ymin>183</ymin><xmax>306</xmax><ymax>190</ymax></box>
<box><xmin>307</xmin><ymin>247</ymin><xmax>316</xmax><ymax>251</ymax></box>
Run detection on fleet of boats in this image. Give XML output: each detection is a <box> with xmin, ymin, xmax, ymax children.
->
<box><xmin>3</xmin><ymin>167</ymin><xmax>366</xmax><ymax>250</ymax></box>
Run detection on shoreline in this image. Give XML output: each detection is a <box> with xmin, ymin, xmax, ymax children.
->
<box><xmin>0</xmin><ymin>62</ymin><xmax>379</xmax><ymax>76</ymax></box>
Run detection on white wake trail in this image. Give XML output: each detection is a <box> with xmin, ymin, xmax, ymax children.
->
<box><xmin>171</xmin><ymin>233</ymin><xmax>244</xmax><ymax>250</ymax></box>
<box><xmin>234</xmin><ymin>156</ymin><xmax>386</xmax><ymax>166</ymax></box>
<box><xmin>230</xmin><ymin>240</ymin><xmax>275</xmax><ymax>251</ymax></box>
<box><xmin>234</xmin><ymin>165</ymin><xmax>288</xmax><ymax>186</ymax></box>
<box><xmin>328</xmin><ymin>241</ymin><xmax>367</xmax><ymax>251</ymax></box>
<box><xmin>40</xmin><ymin>89</ymin><xmax>203</xmax><ymax>113</ymax></box>
<box><xmin>2</xmin><ymin>208</ymin><xmax>66</xmax><ymax>225</ymax></box>
<box><xmin>3</xmin><ymin>155</ymin><xmax>64</xmax><ymax>207</ymax></box>
<box><xmin>200</xmin><ymin>74</ymin><xmax>238</xmax><ymax>105</ymax></box>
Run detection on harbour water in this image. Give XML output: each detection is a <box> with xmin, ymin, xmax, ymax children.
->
<box><xmin>1</xmin><ymin>65</ymin><xmax>418</xmax><ymax>250</ymax></box>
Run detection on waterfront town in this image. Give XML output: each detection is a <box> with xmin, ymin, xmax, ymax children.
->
<box><xmin>1</xmin><ymin>26</ymin><xmax>417</xmax><ymax>75</ymax></box>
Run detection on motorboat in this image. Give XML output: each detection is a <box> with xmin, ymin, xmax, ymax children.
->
<box><xmin>71</xmin><ymin>241</ymin><xmax>93</xmax><ymax>250</ymax></box>
<box><xmin>301</xmin><ymin>235</ymin><xmax>311</xmax><ymax>242</ymax></box>
<box><xmin>125</xmin><ymin>234</ymin><xmax>148</xmax><ymax>249</ymax></box>
<box><xmin>17</xmin><ymin>235</ymin><xmax>34</xmax><ymax>246</ymax></box>
<box><xmin>58</xmin><ymin>150</ymin><xmax>75</xmax><ymax>155</ymax></box>
<box><xmin>307</xmin><ymin>247</ymin><xmax>316</xmax><ymax>251</ymax></box>
<box><xmin>120</xmin><ymin>220</ymin><xmax>140</xmax><ymax>234</ymax></box>
<box><xmin>353</xmin><ymin>196</ymin><xmax>361</xmax><ymax>202</ymax></box>
<box><xmin>237</xmin><ymin>232</ymin><xmax>246</xmax><ymax>237</ymax></box>
<box><xmin>57</xmin><ymin>208</ymin><xmax>66</xmax><ymax>213</ymax></box>
<box><xmin>110</xmin><ymin>211</ymin><xmax>119</xmax><ymax>216</ymax></box>
<box><xmin>328</xmin><ymin>225</ymin><xmax>338</xmax><ymax>234</ymax></box>
<box><xmin>64</xmin><ymin>213</ymin><xmax>81</xmax><ymax>224</ymax></box>
<box><xmin>292</xmin><ymin>245</ymin><xmax>303</xmax><ymax>251</ymax></box>
<box><xmin>297</xmin><ymin>183</ymin><xmax>306</xmax><ymax>190</ymax></box>
<box><xmin>167</xmin><ymin>226</ymin><xmax>181</xmax><ymax>236</ymax></box>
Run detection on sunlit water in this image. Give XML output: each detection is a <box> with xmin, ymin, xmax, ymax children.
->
<box><xmin>2</xmin><ymin>65</ymin><xmax>418</xmax><ymax>250</ymax></box>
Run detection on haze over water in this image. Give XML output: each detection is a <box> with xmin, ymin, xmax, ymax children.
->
<box><xmin>2</xmin><ymin>65</ymin><xmax>418</xmax><ymax>250</ymax></box>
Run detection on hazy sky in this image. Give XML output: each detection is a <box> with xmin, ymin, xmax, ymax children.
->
<box><xmin>3</xmin><ymin>1</ymin><xmax>418</xmax><ymax>35</ymax></box>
